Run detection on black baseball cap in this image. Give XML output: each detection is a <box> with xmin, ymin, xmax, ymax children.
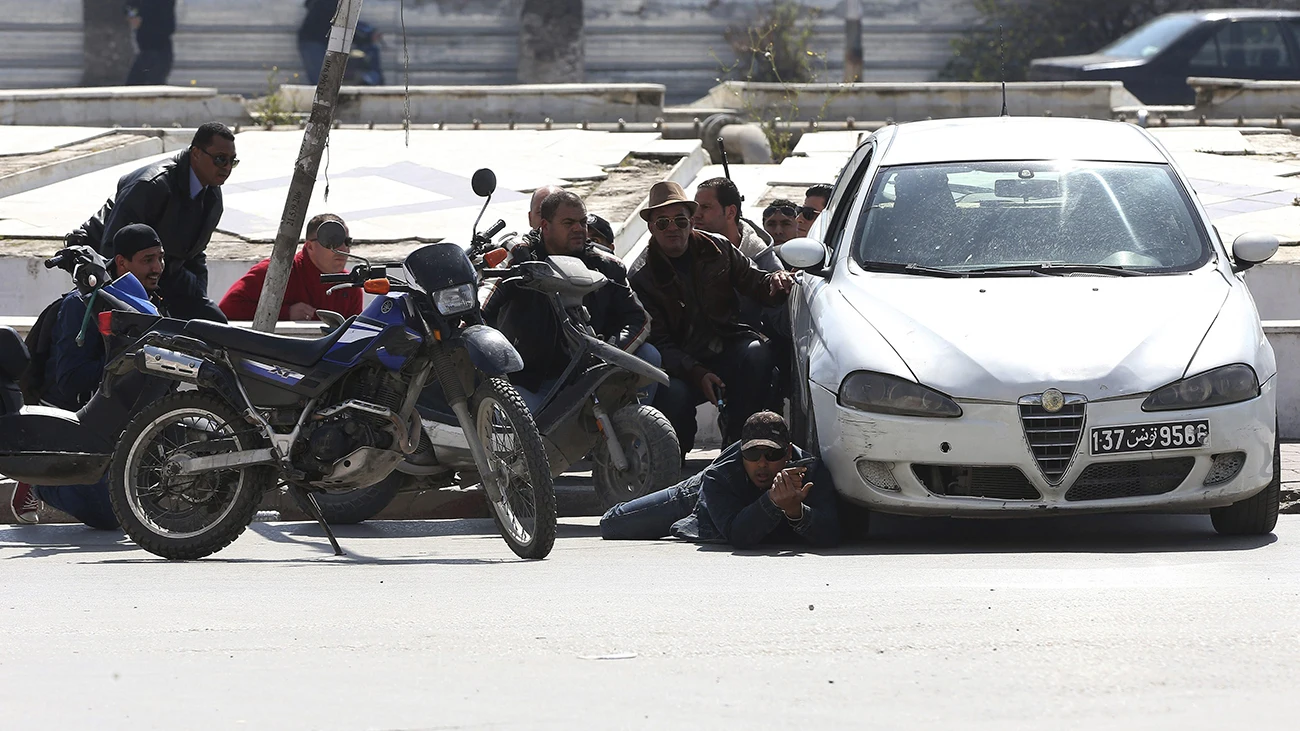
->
<box><xmin>740</xmin><ymin>411</ymin><xmax>790</xmax><ymax>452</ymax></box>
<box><xmin>586</xmin><ymin>213</ymin><xmax>614</xmax><ymax>246</ymax></box>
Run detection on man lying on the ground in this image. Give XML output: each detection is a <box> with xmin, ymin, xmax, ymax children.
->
<box><xmin>600</xmin><ymin>411</ymin><xmax>841</xmax><ymax>549</ymax></box>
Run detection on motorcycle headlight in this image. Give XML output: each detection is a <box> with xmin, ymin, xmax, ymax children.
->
<box><xmin>1142</xmin><ymin>364</ymin><xmax>1259</xmax><ymax>412</ymax></box>
<box><xmin>839</xmin><ymin>371</ymin><xmax>962</xmax><ymax>418</ymax></box>
<box><xmin>433</xmin><ymin>283</ymin><xmax>476</xmax><ymax>316</ymax></box>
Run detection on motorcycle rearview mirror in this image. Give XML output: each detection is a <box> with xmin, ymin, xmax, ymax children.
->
<box><xmin>471</xmin><ymin>168</ymin><xmax>497</xmax><ymax>198</ymax></box>
<box><xmin>316</xmin><ymin>219</ymin><xmax>349</xmax><ymax>250</ymax></box>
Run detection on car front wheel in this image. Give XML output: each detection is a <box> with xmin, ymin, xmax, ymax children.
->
<box><xmin>1210</xmin><ymin>428</ymin><xmax>1281</xmax><ymax>536</ymax></box>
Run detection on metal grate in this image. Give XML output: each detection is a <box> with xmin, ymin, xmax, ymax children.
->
<box><xmin>1203</xmin><ymin>452</ymin><xmax>1247</xmax><ymax>486</ymax></box>
<box><xmin>912</xmin><ymin>465</ymin><xmax>1042</xmax><ymax>500</ymax></box>
<box><xmin>1019</xmin><ymin>396</ymin><xmax>1086</xmax><ymax>484</ymax></box>
<box><xmin>1065</xmin><ymin>457</ymin><xmax>1195</xmax><ymax>501</ymax></box>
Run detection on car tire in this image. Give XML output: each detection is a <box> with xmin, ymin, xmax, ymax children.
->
<box><xmin>1210</xmin><ymin>428</ymin><xmax>1281</xmax><ymax>536</ymax></box>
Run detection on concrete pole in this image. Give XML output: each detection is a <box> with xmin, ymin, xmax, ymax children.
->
<box><xmin>845</xmin><ymin>0</ymin><xmax>863</xmax><ymax>83</ymax></box>
<box><xmin>252</xmin><ymin>0</ymin><xmax>363</xmax><ymax>332</ymax></box>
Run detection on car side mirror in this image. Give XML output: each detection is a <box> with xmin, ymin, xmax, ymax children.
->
<box><xmin>777</xmin><ymin>237</ymin><xmax>829</xmax><ymax>274</ymax></box>
<box><xmin>1231</xmin><ymin>232</ymin><xmax>1279</xmax><ymax>272</ymax></box>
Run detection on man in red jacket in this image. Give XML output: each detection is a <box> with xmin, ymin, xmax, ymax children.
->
<box><xmin>218</xmin><ymin>213</ymin><xmax>363</xmax><ymax>321</ymax></box>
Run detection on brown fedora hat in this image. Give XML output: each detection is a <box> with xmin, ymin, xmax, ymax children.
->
<box><xmin>640</xmin><ymin>181</ymin><xmax>698</xmax><ymax>221</ymax></box>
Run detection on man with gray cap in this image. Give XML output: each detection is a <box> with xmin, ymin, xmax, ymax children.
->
<box><xmin>9</xmin><ymin>223</ymin><xmax>167</xmax><ymax>529</ymax></box>
<box><xmin>599</xmin><ymin>411</ymin><xmax>840</xmax><ymax>548</ymax></box>
<box><xmin>630</xmin><ymin>181</ymin><xmax>794</xmax><ymax>453</ymax></box>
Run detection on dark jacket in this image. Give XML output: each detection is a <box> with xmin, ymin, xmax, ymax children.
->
<box><xmin>670</xmin><ymin>442</ymin><xmax>840</xmax><ymax>549</ymax></box>
<box><xmin>298</xmin><ymin>0</ymin><xmax>336</xmax><ymax>43</ymax></box>
<box><xmin>630</xmin><ymin>230</ymin><xmax>787</xmax><ymax>384</ymax></box>
<box><xmin>127</xmin><ymin>1</ymin><xmax>176</xmax><ymax>52</ymax></box>
<box><xmin>483</xmin><ymin>231</ymin><xmax>651</xmax><ymax>391</ymax></box>
<box><xmin>42</xmin><ymin>289</ymin><xmax>167</xmax><ymax>411</ymax></box>
<box><xmin>74</xmin><ymin>151</ymin><xmax>222</xmax><ymax>313</ymax></box>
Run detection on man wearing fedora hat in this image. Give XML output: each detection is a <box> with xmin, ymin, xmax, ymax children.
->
<box><xmin>631</xmin><ymin>181</ymin><xmax>794</xmax><ymax>453</ymax></box>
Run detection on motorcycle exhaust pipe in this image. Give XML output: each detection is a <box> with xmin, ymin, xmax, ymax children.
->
<box><xmin>136</xmin><ymin>345</ymin><xmax>203</xmax><ymax>382</ymax></box>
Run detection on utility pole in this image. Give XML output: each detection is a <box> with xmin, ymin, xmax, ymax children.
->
<box><xmin>252</xmin><ymin>0</ymin><xmax>363</xmax><ymax>332</ymax></box>
<box><xmin>845</xmin><ymin>0</ymin><xmax>863</xmax><ymax>83</ymax></box>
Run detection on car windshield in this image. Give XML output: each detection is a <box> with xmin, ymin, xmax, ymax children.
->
<box><xmin>1099</xmin><ymin>14</ymin><xmax>1201</xmax><ymax>58</ymax></box>
<box><xmin>852</xmin><ymin>161</ymin><xmax>1211</xmax><ymax>275</ymax></box>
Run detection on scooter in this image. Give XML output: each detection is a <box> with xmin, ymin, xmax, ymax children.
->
<box><xmin>0</xmin><ymin>246</ymin><xmax>170</xmax><ymax>486</ymax></box>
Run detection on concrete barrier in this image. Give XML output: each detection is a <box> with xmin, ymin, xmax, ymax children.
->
<box><xmin>1191</xmin><ymin>78</ymin><xmax>1300</xmax><ymax>119</ymax></box>
<box><xmin>0</xmin><ymin>86</ymin><xmax>251</xmax><ymax>127</ymax></box>
<box><xmin>1266</xmin><ymin>322</ymin><xmax>1300</xmax><ymax>439</ymax></box>
<box><xmin>695</xmin><ymin>81</ymin><xmax>1142</xmax><ymax>122</ymax></box>
<box><xmin>276</xmin><ymin>83</ymin><xmax>666</xmax><ymax>125</ymax></box>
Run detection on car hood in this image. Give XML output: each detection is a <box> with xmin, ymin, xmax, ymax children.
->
<box><xmin>836</xmin><ymin>271</ymin><xmax>1231</xmax><ymax>403</ymax></box>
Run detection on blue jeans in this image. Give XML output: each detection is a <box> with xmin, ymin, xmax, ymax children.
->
<box><xmin>35</xmin><ymin>476</ymin><xmax>119</xmax><ymax>531</ymax></box>
<box><xmin>600</xmin><ymin>479</ymin><xmax>700</xmax><ymax>540</ymax></box>
<box><xmin>516</xmin><ymin>342</ymin><xmax>662</xmax><ymax>414</ymax></box>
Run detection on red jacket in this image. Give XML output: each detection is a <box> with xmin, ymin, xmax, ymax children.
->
<box><xmin>218</xmin><ymin>246</ymin><xmax>363</xmax><ymax>321</ymax></box>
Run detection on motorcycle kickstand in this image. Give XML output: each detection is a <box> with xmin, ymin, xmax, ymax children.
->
<box><xmin>290</xmin><ymin>484</ymin><xmax>345</xmax><ymax>557</ymax></box>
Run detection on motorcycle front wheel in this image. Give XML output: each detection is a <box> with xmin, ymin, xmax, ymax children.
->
<box><xmin>109</xmin><ymin>392</ymin><xmax>274</xmax><ymax>560</ymax></box>
<box><xmin>472</xmin><ymin>378</ymin><xmax>556</xmax><ymax>559</ymax></box>
<box><xmin>592</xmin><ymin>404</ymin><xmax>681</xmax><ymax>511</ymax></box>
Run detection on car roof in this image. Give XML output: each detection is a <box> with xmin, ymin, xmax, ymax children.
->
<box><xmin>873</xmin><ymin>117</ymin><xmax>1169</xmax><ymax>166</ymax></box>
<box><xmin>1175</xmin><ymin>8</ymin><xmax>1300</xmax><ymax>21</ymax></box>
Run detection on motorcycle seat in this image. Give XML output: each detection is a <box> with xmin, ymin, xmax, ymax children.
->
<box><xmin>183</xmin><ymin>317</ymin><xmax>355</xmax><ymax>368</ymax></box>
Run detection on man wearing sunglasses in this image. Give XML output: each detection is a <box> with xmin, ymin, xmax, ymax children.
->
<box><xmin>762</xmin><ymin>199</ymin><xmax>802</xmax><ymax>247</ymax></box>
<box><xmin>799</xmin><ymin>184</ymin><xmax>833</xmax><ymax>238</ymax></box>
<box><xmin>600</xmin><ymin>411</ymin><xmax>840</xmax><ymax>548</ymax></box>
<box><xmin>69</xmin><ymin>122</ymin><xmax>237</xmax><ymax>323</ymax></box>
<box><xmin>630</xmin><ymin>181</ymin><xmax>794</xmax><ymax>453</ymax></box>
<box><xmin>218</xmin><ymin>213</ymin><xmax>363</xmax><ymax>322</ymax></box>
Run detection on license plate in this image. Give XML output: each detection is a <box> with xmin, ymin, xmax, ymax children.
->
<box><xmin>1089</xmin><ymin>421</ymin><xmax>1209</xmax><ymax>455</ymax></box>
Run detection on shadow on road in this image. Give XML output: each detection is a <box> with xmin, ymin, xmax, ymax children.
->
<box><xmin>0</xmin><ymin>524</ymin><xmax>133</xmax><ymax>559</ymax></box>
<box><xmin>696</xmin><ymin>512</ymin><xmax>1279</xmax><ymax>556</ymax></box>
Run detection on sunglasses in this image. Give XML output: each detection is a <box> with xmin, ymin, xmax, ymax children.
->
<box><xmin>799</xmin><ymin>206</ymin><xmax>822</xmax><ymax>220</ymax></box>
<box><xmin>309</xmin><ymin>236</ymin><xmax>352</xmax><ymax>252</ymax></box>
<box><xmin>763</xmin><ymin>205</ymin><xmax>798</xmax><ymax>221</ymax></box>
<box><xmin>195</xmin><ymin>146</ymin><xmax>240</xmax><ymax>169</ymax></box>
<box><xmin>741</xmin><ymin>445</ymin><xmax>788</xmax><ymax>463</ymax></box>
<box><xmin>653</xmin><ymin>215</ymin><xmax>691</xmax><ymax>231</ymax></box>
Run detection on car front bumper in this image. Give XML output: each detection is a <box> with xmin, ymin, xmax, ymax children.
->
<box><xmin>811</xmin><ymin>379</ymin><xmax>1277</xmax><ymax>516</ymax></box>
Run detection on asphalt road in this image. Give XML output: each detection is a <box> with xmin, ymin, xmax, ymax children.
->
<box><xmin>2</xmin><ymin>504</ymin><xmax>1298</xmax><ymax>730</ymax></box>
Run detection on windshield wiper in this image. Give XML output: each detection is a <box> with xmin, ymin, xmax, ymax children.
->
<box><xmin>960</xmin><ymin>263</ymin><xmax>1147</xmax><ymax>277</ymax></box>
<box><xmin>859</xmin><ymin>261</ymin><xmax>968</xmax><ymax>278</ymax></box>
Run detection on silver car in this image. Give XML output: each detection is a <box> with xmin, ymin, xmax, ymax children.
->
<box><xmin>780</xmin><ymin>116</ymin><xmax>1281</xmax><ymax>535</ymax></box>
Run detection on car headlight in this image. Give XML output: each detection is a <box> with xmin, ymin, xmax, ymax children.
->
<box><xmin>433</xmin><ymin>283</ymin><xmax>476</xmax><ymax>316</ymax></box>
<box><xmin>839</xmin><ymin>371</ymin><xmax>962</xmax><ymax>418</ymax></box>
<box><xmin>1141</xmin><ymin>364</ymin><xmax>1259</xmax><ymax>412</ymax></box>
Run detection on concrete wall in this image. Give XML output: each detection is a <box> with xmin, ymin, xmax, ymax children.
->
<box><xmin>699</xmin><ymin>80</ymin><xmax>1140</xmax><ymax>121</ymax></box>
<box><xmin>277</xmin><ymin>83</ymin><xmax>665</xmax><ymax>124</ymax></box>
<box><xmin>1191</xmin><ymin>78</ymin><xmax>1300</xmax><ymax>119</ymax></box>
<box><xmin>0</xmin><ymin>86</ymin><xmax>249</xmax><ymax>127</ymax></box>
<box><xmin>0</xmin><ymin>0</ymin><xmax>977</xmax><ymax>104</ymax></box>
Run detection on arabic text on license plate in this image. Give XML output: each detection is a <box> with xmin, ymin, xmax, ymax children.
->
<box><xmin>1090</xmin><ymin>421</ymin><xmax>1209</xmax><ymax>455</ymax></box>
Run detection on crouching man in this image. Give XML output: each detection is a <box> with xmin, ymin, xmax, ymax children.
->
<box><xmin>600</xmin><ymin>411</ymin><xmax>840</xmax><ymax>548</ymax></box>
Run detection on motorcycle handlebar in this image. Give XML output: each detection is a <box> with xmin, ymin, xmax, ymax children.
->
<box><xmin>483</xmin><ymin>219</ymin><xmax>506</xmax><ymax>240</ymax></box>
<box><xmin>319</xmin><ymin>273</ymin><xmax>354</xmax><ymax>284</ymax></box>
<box><xmin>44</xmin><ymin>255</ymin><xmax>65</xmax><ymax>269</ymax></box>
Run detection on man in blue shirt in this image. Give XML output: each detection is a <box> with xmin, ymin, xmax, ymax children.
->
<box><xmin>10</xmin><ymin>224</ymin><xmax>165</xmax><ymax>528</ymax></box>
<box><xmin>600</xmin><ymin>411</ymin><xmax>841</xmax><ymax>548</ymax></box>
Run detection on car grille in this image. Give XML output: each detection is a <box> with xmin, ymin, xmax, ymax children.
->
<box><xmin>1064</xmin><ymin>457</ymin><xmax>1195</xmax><ymax>502</ymax></box>
<box><xmin>1018</xmin><ymin>396</ymin><xmax>1086</xmax><ymax>484</ymax></box>
<box><xmin>912</xmin><ymin>465</ymin><xmax>1042</xmax><ymax>500</ymax></box>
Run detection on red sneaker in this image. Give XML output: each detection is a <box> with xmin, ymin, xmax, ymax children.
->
<box><xmin>10</xmin><ymin>482</ymin><xmax>39</xmax><ymax>524</ymax></box>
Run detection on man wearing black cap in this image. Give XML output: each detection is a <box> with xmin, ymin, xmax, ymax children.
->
<box><xmin>599</xmin><ymin>411</ymin><xmax>840</xmax><ymax>548</ymax></box>
<box><xmin>9</xmin><ymin>224</ymin><xmax>166</xmax><ymax>529</ymax></box>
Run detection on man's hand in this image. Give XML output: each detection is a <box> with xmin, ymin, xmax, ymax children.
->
<box><xmin>288</xmin><ymin>302</ymin><xmax>318</xmax><ymax>321</ymax></box>
<box><xmin>698</xmin><ymin>372</ymin><xmax>725</xmax><ymax>405</ymax></box>
<box><xmin>768</xmin><ymin>467</ymin><xmax>812</xmax><ymax>519</ymax></box>
<box><xmin>768</xmin><ymin>270</ymin><xmax>795</xmax><ymax>297</ymax></box>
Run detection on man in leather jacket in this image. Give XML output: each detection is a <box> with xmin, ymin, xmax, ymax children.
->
<box><xmin>69</xmin><ymin>122</ymin><xmax>236</xmax><ymax>322</ymax></box>
<box><xmin>482</xmin><ymin>190</ymin><xmax>658</xmax><ymax>412</ymax></box>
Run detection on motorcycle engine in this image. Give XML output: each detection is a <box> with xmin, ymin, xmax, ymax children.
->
<box><xmin>296</xmin><ymin>367</ymin><xmax>406</xmax><ymax>478</ymax></box>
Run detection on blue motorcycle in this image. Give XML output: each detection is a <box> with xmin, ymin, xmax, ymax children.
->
<box><xmin>103</xmin><ymin>170</ymin><xmax>556</xmax><ymax>560</ymax></box>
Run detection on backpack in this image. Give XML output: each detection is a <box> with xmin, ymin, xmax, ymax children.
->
<box><xmin>19</xmin><ymin>297</ymin><xmax>65</xmax><ymax>405</ymax></box>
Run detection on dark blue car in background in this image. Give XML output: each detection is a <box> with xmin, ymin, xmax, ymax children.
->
<box><xmin>1030</xmin><ymin>9</ymin><xmax>1300</xmax><ymax>105</ymax></box>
